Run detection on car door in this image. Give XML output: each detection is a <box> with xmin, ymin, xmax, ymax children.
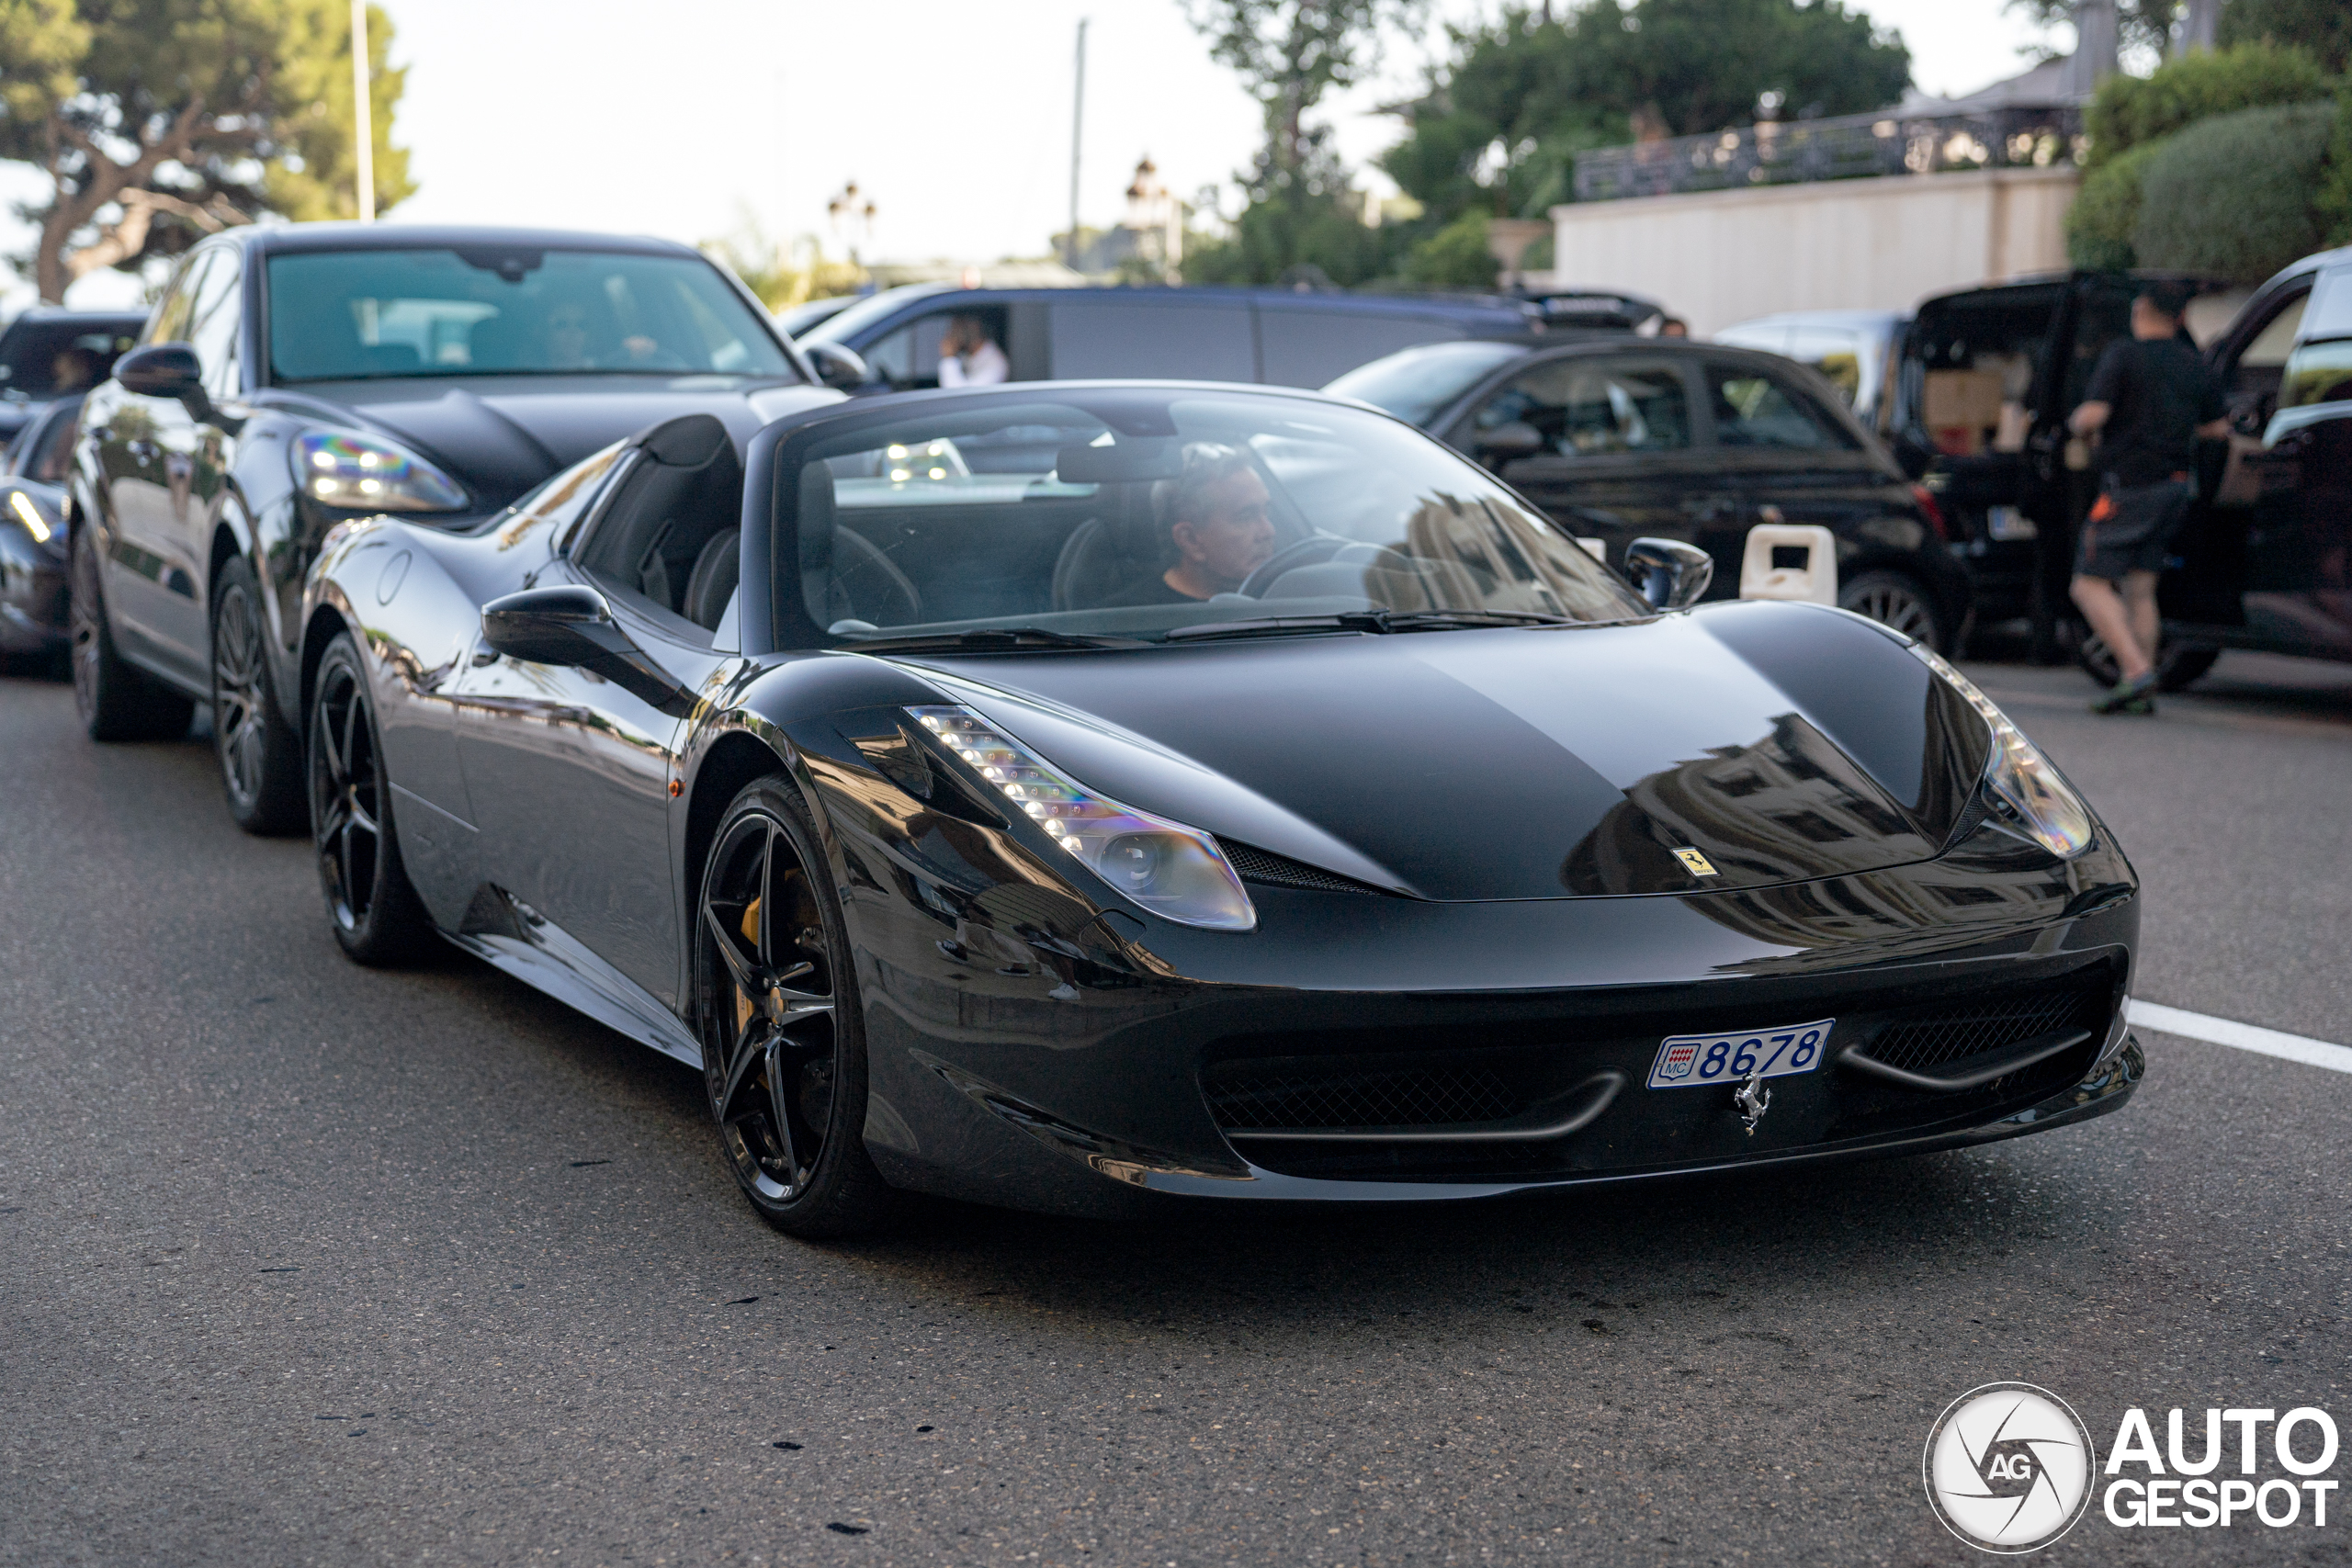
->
<box><xmin>2238</xmin><ymin>265</ymin><xmax>2352</xmax><ymax>655</ymax></box>
<box><xmin>1447</xmin><ymin>354</ymin><xmax>1724</xmax><ymax>583</ymax></box>
<box><xmin>1699</xmin><ymin>355</ymin><xmax>1899</xmax><ymax>592</ymax></box>
<box><xmin>93</xmin><ymin>249</ymin><xmax>227</xmax><ymax>681</ymax></box>
<box><xmin>444</xmin><ymin>432</ymin><xmax>741</xmax><ymax>1008</ymax></box>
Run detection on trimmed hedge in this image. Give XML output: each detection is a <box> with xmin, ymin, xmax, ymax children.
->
<box><xmin>2066</xmin><ymin>141</ymin><xmax>2165</xmax><ymax>270</ymax></box>
<box><xmin>2132</xmin><ymin>101</ymin><xmax>2339</xmax><ymax>280</ymax></box>
<box><xmin>2086</xmin><ymin>42</ymin><xmax>2335</xmax><ymax>166</ymax></box>
<box><xmin>2323</xmin><ymin>94</ymin><xmax>2352</xmax><ymax>246</ymax></box>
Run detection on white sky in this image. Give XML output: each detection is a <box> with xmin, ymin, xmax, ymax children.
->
<box><xmin>6</xmin><ymin>0</ymin><xmax>2063</xmax><ymax>311</ymax></box>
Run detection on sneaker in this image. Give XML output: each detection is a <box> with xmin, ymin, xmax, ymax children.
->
<box><xmin>2090</xmin><ymin>671</ymin><xmax>2158</xmax><ymax>714</ymax></box>
<box><xmin>2119</xmin><ymin>694</ymin><xmax>2156</xmax><ymax>716</ymax></box>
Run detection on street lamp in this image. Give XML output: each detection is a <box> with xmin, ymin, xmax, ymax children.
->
<box><xmin>826</xmin><ymin>182</ymin><xmax>877</xmax><ymax>266</ymax></box>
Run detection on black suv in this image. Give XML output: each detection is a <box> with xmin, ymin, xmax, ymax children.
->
<box><xmin>0</xmin><ymin>307</ymin><xmax>148</xmax><ymax>444</ymax></box>
<box><xmin>1329</xmin><ymin>337</ymin><xmax>1968</xmax><ymax>649</ymax></box>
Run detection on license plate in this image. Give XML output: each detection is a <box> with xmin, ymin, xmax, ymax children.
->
<box><xmin>1646</xmin><ymin>1019</ymin><xmax>1834</xmax><ymax>1089</ymax></box>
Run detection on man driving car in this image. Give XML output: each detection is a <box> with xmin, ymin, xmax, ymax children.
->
<box><xmin>1106</xmin><ymin>443</ymin><xmax>1277</xmax><ymax>604</ymax></box>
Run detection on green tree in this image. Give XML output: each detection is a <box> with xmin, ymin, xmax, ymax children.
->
<box><xmin>2083</xmin><ymin>39</ymin><xmax>2334</xmax><ymax>165</ymax></box>
<box><xmin>1181</xmin><ymin>0</ymin><xmax>1424</xmax><ymax>286</ymax></box>
<box><xmin>2321</xmin><ymin>94</ymin><xmax>2352</xmax><ymax>247</ymax></box>
<box><xmin>2007</xmin><ymin>0</ymin><xmax>2180</xmax><ymax>66</ymax></box>
<box><xmin>2218</xmin><ymin>0</ymin><xmax>2352</xmax><ymax>75</ymax></box>
<box><xmin>1403</xmin><ymin>209</ymin><xmax>1498</xmax><ymax>287</ymax></box>
<box><xmin>1382</xmin><ymin>0</ymin><xmax>1912</xmax><ymax>228</ymax></box>
<box><xmin>0</xmin><ymin>0</ymin><xmax>413</xmax><ymax>302</ymax></box>
<box><xmin>2065</xmin><ymin>139</ymin><xmax>2163</xmax><ymax>269</ymax></box>
<box><xmin>2132</xmin><ymin>100</ymin><xmax>2338</xmax><ymax>279</ymax></box>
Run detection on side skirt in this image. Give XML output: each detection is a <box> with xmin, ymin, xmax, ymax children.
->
<box><xmin>445</xmin><ymin>884</ymin><xmax>704</xmax><ymax>1070</ymax></box>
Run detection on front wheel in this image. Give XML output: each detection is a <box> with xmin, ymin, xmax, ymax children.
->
<box><xmin>1838</xmin><ymin>570</ymin><xmax>1947</xmax><ymax>652</ymax></box>
<box><xmin>69</xmin><ymin>523</ymin><xmax>193</xmax><ymax>742</ymax></box>
<box><xmin>695</xmin><ymin>778</ymin><xmax>896</xmax><ymax>1238</ymax></box>
<box><xmin>308</xmin><ymin>632</ymin><xmax>433</xmax><ymax>965</ymax></box>
<box><xmin>210</xmin><ymin>555</ymin><xmax>306</xmax><ymax>834</ymax></box>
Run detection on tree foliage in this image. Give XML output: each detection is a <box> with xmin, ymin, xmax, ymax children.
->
<box><xmin>2083</xmin><ymin>39</ymin><xmax>2334</xmax><ymax>165</ymax></box>
<box><xmin>2322</xmin><ymin>94</ymin><xmax>2352</xmax><ymax>247</ymax></box>
<box><xmin>2132</xmin><ymin>100</ymin><xmax>2338</xmax><ymax>280</ymax></box>
<box><xmin>2218</xmin><ymin>0</ymin><xmax>2352</xmax><ymax>75</ymax></box>
<box><xmin>1381</xmin><ymin>0</ymin><xmax>1911</xmax><ymax>227</ymax></box>
<box><xmin>0</xmin><ymin>0</ymin><xmax>413</xmax><ymax>301</ymax></box>
<box><xmin>2065</xmin><ymin>140</ymin><xmax>2163</xmax><ymax>269</ymax></box>
<box><xmin>1402</xmin><ymin>209</ymin><xmax>1498</xmax><ymax>288</ymax></box>
<box><xmin>2007</xmin><ymin>0</ymin><xmax>2181</xmax><ymax>67</ymax></box>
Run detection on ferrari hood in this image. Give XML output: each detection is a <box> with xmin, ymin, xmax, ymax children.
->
<box><xmin>263</xmin><ymin>376</ymin><xmax>839</xmax><ymax>509</ymax></box>
<box><xmin>904</xmin><ymin>602</ymin><xmax>1989</xmax><ymax>901</ymax></box>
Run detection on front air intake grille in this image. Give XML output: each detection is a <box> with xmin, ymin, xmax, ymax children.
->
<box><xmin>1863</xmin><ymin>975</ymin><xmax>2112</xmax><ymax>1075</ymax></box>
<box><xmin>1205</xmin><ymin>1059</ymin><xmax>1526</xmax><ymax>1131</ymax></box>
<box><xmin>1218</xmin><ymin>840</ymin><xmax>1387</xmax><ymax>896</ymax></box>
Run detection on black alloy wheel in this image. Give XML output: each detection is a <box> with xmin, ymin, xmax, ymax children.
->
<box><xmin>1839</xmin><ymin>570</ymin><xmax>1946</xmax><ymax>651</ymax></box>
<box><xmin>696</xmin><ymin>779</ymin><xmax>894</xmax><ymax>1237</ymax></box>
<box><xmin>68</xmin><ymin>523</ymin><xmax>193</xmax><ymax>741</ymax></box>
<box><xmin>209</xmin><ymin>556</ymin><xmax>306</xmax><ymax>834</ymax></box>
<box><xmin>308</xmin><ymin>632</ymin><xmax>431</xmax><ymax>965</ymax></box>
<box><xmin>2075</xmin><ymin>627</ymin><xmax>2221</xmax><ymax>694</ymax></box>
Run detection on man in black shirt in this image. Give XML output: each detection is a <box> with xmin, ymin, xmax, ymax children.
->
<box><xmin>2066</xmin><ymin>281</ymin><xmax>2229</xmax><ymax>713</ymax></box>
<box><xmin>1103</xmin><ymin>444</ymin><xmax>1277</xmax><ymax>605</ymax></box>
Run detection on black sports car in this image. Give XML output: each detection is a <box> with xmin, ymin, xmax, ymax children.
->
<box><xmin>300</xmin><ymin>381</ymin><xmax>2142</xmax><ymax>1235</ymax></box>
<box><xmin>63</xmin><ymin>223</ymin><xmax>840</xmax><ymax>832</ymax></box>
<box><xmin>0</xmin><ymin>395</ymin><xmax>77</xmax><ymax>670</ymax></box>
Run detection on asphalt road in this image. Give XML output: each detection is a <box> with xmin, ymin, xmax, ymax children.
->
<box><xmin>4</xmin><ymin>650</ymin><xmax>2348</xmax><ymax>1568</ymax></box>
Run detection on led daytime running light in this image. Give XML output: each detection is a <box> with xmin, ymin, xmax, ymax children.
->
<box><xmin>1910</xmin><ymin>644</ymin><xmax>2095</xmax><ymax>859</ymax></box>
<box><xmin>906</xmin><ymin>705</ymin><xmax>1257</xmax><ymax>931</ymax></box>
<box><xmin>293</xmin><ymin>431</ymin><xmax>466</xmax><ymax>513</ymax></box>
<box><xmin>7</xmin><ymin>490</ymin><xmax>52</xmax><ymax>543</ymax></box>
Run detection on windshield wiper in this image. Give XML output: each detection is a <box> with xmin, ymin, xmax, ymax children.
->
<box><xmin>842</xmin><ymin>626</ymin><xmax>1148</xmax><ymax>654</ymax></box>
<box><xmin>1163</xmin><ymin>609</ymin><xmax>1574</xmax><ymax>643</ymax></box>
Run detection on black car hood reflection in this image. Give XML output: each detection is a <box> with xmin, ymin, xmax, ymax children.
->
<box><xmin>899</xmin><ymin>601</ymin><xmax>1987</xmax><ymax>902</ymax></box>
<box><xmin>262</xmin><ymin>375</ymin><xmax>837</xmax><ymax>509</ymax></box>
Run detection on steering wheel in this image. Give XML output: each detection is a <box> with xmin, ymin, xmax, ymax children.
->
<box><xmin>1238</xmin><ymin>536</ymin><xmax>1348</xmax><ymax>599</ymax></box>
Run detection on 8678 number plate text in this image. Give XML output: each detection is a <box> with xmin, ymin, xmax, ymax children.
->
<box><xmin>1646</xmin><ymin>1019</ymin><xmax>1834</xmax><ymax>1090</ymax></box>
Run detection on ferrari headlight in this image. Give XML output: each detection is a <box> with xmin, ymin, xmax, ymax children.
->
<box><xmin>908</xmin><ymin>705</ymin><xmax>1257</xmax><ymax>931</ymax></box>
<box><xmin>1910</xmin><ymin>645</ymin><xmax>2095</xmax><ymax>859</ymax></box>
<box><xmin>293</xmin><ymin>431</ymin><xmax>466</xmax><ymax>513</ymax></box>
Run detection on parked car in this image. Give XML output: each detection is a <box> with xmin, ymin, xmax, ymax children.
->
<box><xmin>1713</xmin><ymin>310</ymin><xmax>1906</xmax><ymax>434</ymax></box>
<box><xmin>2085</xmin><ymin>244</ymin><xmax>2352</xmax><ymax>687</ymax></box>
<box><xmin>0</xmin><ymin>392</ymin><xmax>82</xmax><ymax>670</ymax></box>
<box><xmin>1327</xmin><ymin>337</ymin><xmax>1968</xmax><ymax>649</ymax></box>
<box><xmin>1886</xmin><ymin>270</ymin><xmax>2230</xmax><ymax>665</ymax></box>
<box><xmin>799</xmin><ymin>283</ymin><xmax>1545</xmax><ymax>393</ymax></box>
<box><xmin>777</xmin><ymin>294</ymin><xmax>860</xmax><ymax>338</ymax></box>
<box><xmin>65</xmin><ymin>222</ymin><xmax>838</xmax><ymax>834</ymax></box>
<box><xmin>0</xmin><ymin>306</ymin><xmax>146</xmax><ymax>444</ymax></box>
<box><xmin>297</xmin><ymin>379</ymin><xmax>2141</xmax><ymax>1235</ymax></box>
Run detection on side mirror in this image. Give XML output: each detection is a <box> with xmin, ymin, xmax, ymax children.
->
<box><xmin>115</xmin><ymin>343</ymin><xmax>217</xmax><ymax>423</ymax></box>
<box><xmin>481</xmin><ymin>585</ymin><xmax>695</xmax><ymax>716</ymax></box>
<box><xmin>1623</xmin><ymin>536</ymin><xmax>1715</xmax><ymax>610</ymax></box>
<box><xmin>802</xmin><ymin>341</ymin><xmax>873</xmax><ymax>393</ymax></box>
<box><xmin>1473</xmin><ymin>420</ymin><xmax>1544</xmax><ymax>462</ymax></box>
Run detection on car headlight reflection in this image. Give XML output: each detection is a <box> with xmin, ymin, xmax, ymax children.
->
<box><xmin>1910</xmin><ymin>645</ymin><xmax>2095</xmax><ymax>859</ymax></box>
<box><xmin>292</xmin><ymin>431</ymin><xmax>466</xmax><ymax>513</ymax></box>
<box><xmin>907</xmin><ymin>705</ymin><xmax>1258</xmax><ymax>931</ymax></box>
<box><xmin>7</xmin><ymin>489</ymin><xmax>54</xmax><ymax>543</ymax></box>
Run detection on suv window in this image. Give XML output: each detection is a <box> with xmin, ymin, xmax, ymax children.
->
<box><xmin>145</xmin><ymin>252</ymin><xmax>214</xmax><ymax>348</ymax></box>
<box><xmin>1047</xmin><ymin>301</ymin><xmax>1254</xmax><ymax>380</ymax></box>
<box><xmin>1706</xmin><ymin>363</ymin><xmax>1857</xmax><ymax>450</ymax></box>
<box><xmin>1471</xmin><ymin>357</ymin><xmax>1691</xmax><ymax>457</ymax></box>
<box><xmin>186</xmin><ymin>249</ymin><xmax>243</xmax><ymax>397</ymax></box>
<box><xmin>863</xmin><ymin>304</ymin><xmax>1012</xmax><ymax>391</ymax></box>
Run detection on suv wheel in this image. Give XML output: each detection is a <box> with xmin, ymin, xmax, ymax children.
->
<box><xmin>210</xmin><ymin>555</ymin><xmax>307</xmax><ymax>833</ymax></box>
<box><xmin>69</xmin><ymin>523</ymin><xmax>193</xmax><ymax>741</ymax></box>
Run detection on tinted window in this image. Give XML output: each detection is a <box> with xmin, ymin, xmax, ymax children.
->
<box><xmin>145</xmin><ymin>252</ymin><xmax>213</xmax><ymax>350</ymax></box>
<box><xmin>1325</xmin><ymin>340</ymin><xmax>1528</xmax><ymax>424</ymax></box>
<box><xmin>1471</xmin><ymin>357</ymin><xmax>1692</xmax><ymax>456</ymax></box>
<box><xmin>16</xmin><ymin>404</ymin><xmax>81</xmax><ymax>481</ymax></box>
<box><xmin>186</xmin><ymin>251</ymin><xmax>243</xmax><ymax>398</ymax></box>
<box><xmin>266</xmin><ymin>248</ymin><xmax>797</xmax><ymax>382</ymax></box>
<box><xmin>863</xmin><ymin>306</ymin><xmax>1012</xmax><ymax>391</ymax></box>
<box><xmin>0</xmin><ymin>321</ymin><xmax>139</xmax><ymax>400</ymax></box>
<box><xmin>1706</xmin><ymin>364</ymin><xmax>1856</xmax><ymax>450</ymax></box>
<box><xmin>1047</xmin><ymin>302</ymin><xmax>1254</xmax><ymax>380</ymax></box>
<box><xmin>789</xmin><ymin>392</ymin><xmax>1646</xmax><ymax>641</ymax></box>
<box><xmin>1258</xmin><ymin>308</ymin><xmax>1464</xmax><ymax>388</ymax></box>
<box><xmin>1779</xmin><ymin>327</ymin><xmax>1868</xmax><ymax>409</ymax></box>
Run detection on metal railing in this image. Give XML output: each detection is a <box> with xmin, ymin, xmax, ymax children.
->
<box><xmin>1572</xmin><ymin>106</ymin><xmax>2084</xmax><ymax>203</ymax></box>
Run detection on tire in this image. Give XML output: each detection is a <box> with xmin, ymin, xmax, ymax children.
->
<box><xmin>1838</xmin><ymin>569</ymin><xmax>1947</xmax><ymax>651</ymax></box>
<box><xmin>307</xmin><ymin>632</ymin><xmax>433</xmax><ymax>965</ymax></box>
<box><xmin>2074</xmin><ymin>630</ymin><xmax>2220</xmax><ymax>694</ymax></box>
<box><xmin>695</xmin><ymin>776</ymin><xmax>896</xmax><ymax>1239</ymax></box>
<box><xmin>68</xmin><ymin>523</ymin><xmax>194</xmax><ymax>742</ymax></box>
<box><xmin>209</xmin><ymin>555</ymin><xmax>307</xmax><ymax>834</ymax></box>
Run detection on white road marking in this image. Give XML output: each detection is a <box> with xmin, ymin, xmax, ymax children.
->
<box><xmin>2129</xmin><ymin>999</ymin><xmax>2352</xmax><ymax>1076</ymax></box>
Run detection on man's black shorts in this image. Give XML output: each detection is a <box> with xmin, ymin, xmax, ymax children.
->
<box><xmin>2075</xmin><ymin>477</ymin><xmax>2193</xmax><ymax>581</ymax></box>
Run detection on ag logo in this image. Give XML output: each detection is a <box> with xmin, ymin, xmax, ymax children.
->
<box><xmin>1924</xmin><ymin>1382</ymin><xmax>2096</xmax><ymax>1553</ymax></box>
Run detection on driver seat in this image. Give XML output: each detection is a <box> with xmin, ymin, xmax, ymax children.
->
<box><xmin>1050</xmin><ymin>487</ymin><xmax>1167</xmax><ymax>609</ymax></box>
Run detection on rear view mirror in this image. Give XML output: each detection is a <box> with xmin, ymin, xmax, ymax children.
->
<box><xmin>115</xmin><ymin>342</ymin><xmax>220</xmax><ymax>423</ymax></box>
<box><xmin>1624</xmin><ymin>536</ymin><xmax>1714</xmax><ymax>610</ymax></box>
<box><xmin>802</xmin><ymin>341</ymin><xmax>872</xmax><ymax>393</ymax></box>
<box><xmin>1473</xmin><ymin>421</ymin><xmax>1544</xmax><ymax>462</ymax></box>
<box><xmin>481</xmin><ymin>585</ymin><xmax>695</xmax><ymax>716</ymax></box>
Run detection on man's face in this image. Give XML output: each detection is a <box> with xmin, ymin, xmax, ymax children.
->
<box><xmin>1172</xmin><ymin>468</ymin><xmax>1276</xmax><ymax>591</ymax></box>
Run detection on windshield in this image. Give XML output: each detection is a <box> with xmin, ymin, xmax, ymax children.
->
<box><xmin>266</xmin><ymin>248</ymin><xmax>798</xmax><ymax>383</ymax></box>
<box><xmin>789</xmin><ymin>390</ymin><xmax>1647</xmax><ymax>647</ymax></box>
<box><xmin>1323</xmin><ymin>340</ymin><xmax>1528</xmax><ymax>425</ymax></box>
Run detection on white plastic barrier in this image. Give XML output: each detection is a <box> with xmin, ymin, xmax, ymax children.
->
<box><xmin>1739</xmin><ymin>522</ymin><xmax>1838</xmax><ymax>605</ymax></box>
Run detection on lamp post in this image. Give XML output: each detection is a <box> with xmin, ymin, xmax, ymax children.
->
<box><xmin>827</xmin><ymin>182</ymin><xmax>877</xmax><ymax>268</ymax></box>
<box><xmin>350</xmin><ymin>0</ymin><xmax>374</xmax><ymax>221</ymax></box>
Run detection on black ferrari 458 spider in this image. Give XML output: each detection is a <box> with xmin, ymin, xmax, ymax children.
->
<box><xmin>299</xmin><ymin>381</ymin><xmax>2143</xmax><ymax>1235</ymax></box>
